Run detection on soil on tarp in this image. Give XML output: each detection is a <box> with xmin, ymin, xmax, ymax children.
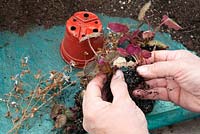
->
<box><xmin>0</xmin><ymin>0</ymin><xmax>199</xmax><ymax>54</ymax></box>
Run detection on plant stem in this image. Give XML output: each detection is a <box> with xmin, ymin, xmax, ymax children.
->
<box><xmin>7</xmin><ymin>82</ymin><xmax>74</xmax><ymax>134</ymax></box>
<box><xmin>37</xmin><ymin>82</ymin><xmax>73</xmax><ymax>110</ymax></box>
<box><xmin>87</xmin><ymin>39</ymin><xmax>98</xmax><ymax>56</ymax></box>
<box><xmin>136</xmin><ymin>22</ymin><xmax>144</xmax><ymax>29</ymax></box>
<box><xmin>6</xmin><ymin>88</ymin><xmax>16</xmax><ymax>125</ymax></box>
<box><xmin>154</xmin><ymin>19</ymin><xmax>168</xmax><ymax>32</ymax></box>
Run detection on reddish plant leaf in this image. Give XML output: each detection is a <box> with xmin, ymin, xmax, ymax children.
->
<box><xmin>98</xmin><ymin>57</ymin><xmax>105</xmax><ymax>65</ymax></box>
<box><xmin>142</xmin><ymin>30</ymin><xmax>155</xmax><ymax>39</ymax></box>
<box><xmin>130</xmin><ymin>38</ymin><xmax>138</xmax><ymax>45</ymax></box>
<box><xmin>126</xmin><ymin>44</ymin><xmax>142</xmax><ymax>55</ymax></box>
<box><xmin>141</xmin><ymin>50</ymin><xmax>151</xmax><ymax>59</ymax></box>
<box><xmin>132</xmin><ymin>30</ymin><xmax>140</xmax><ymax>38</ymax></box>
<box><xmin>117</xmin><ymin>48</ymin><xmax>129</xmax><ymax>56</ymax></box>
<box><xmin>161</xmin><ymin>15</ymin><xmax>183</xmax><ymax>30</ymax></box>
<box><xmin>118</xmin><ymin>34</ymin><xmax>130</xmax><ymax>44</ymax></box>
<box><xmin>108</xmin><ymin>22</ymin><xmax>129</xmax><ymax>33</ymax></box>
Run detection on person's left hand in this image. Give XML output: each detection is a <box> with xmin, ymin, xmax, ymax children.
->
<box><xmin>82</xmin><ymin>70</ymin><xmax>148</xmax><ymax>134</ymax></box>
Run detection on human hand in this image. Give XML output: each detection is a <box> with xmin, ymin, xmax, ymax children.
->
<box><xmin>133</xmin><ymin>50</ymin><xmax>200</xmax><ymax>112</ymax></box>
<box><xmin>83</xmin><ymin>70</ymin><xmax>148</xmax><ymax>134</ymax></box>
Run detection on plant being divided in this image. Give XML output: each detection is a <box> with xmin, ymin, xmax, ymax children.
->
<box><xmin>58</xmin><ymin>9</ymin><xmax>182</xmax><ymax>134</ymax></box>
<box><xmin>1</xmin><ymin>2</ymin><xmax>183</xmax><ymax>134</ymax></box>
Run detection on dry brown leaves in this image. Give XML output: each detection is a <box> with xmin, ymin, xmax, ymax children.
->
<box><xmin>138</xmin><ymin>1</ymin><xmax>151</xmax><ymax>21</ymax></box>
<box><xmin>3</xmin><ymin>58</ymin><xmax>76</xmax><ymax>134</ymax></box>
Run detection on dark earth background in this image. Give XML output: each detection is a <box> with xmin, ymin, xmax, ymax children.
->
<box><xmin>0</xmin><ymin>0</ymin><xmax>199</xmax><ymax>54</ymax></box>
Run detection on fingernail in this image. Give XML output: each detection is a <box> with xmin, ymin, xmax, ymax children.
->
<box><xmin>113</xmin><ymin>70</ymin><xmax>124</xmax><ymax>80</ymax></box>
<box><xmin>137</xmin><ymin>66</ymin><xmax>148</xmax><ymax>75</ymax></box>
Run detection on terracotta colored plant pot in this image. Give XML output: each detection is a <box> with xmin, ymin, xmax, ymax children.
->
<box><xmin>60</xmin><ymin>11</ymin><xmax>104</xmax><ymax>68</ymax></box>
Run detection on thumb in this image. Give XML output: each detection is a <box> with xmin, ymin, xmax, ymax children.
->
<box><xmin>110</xmin><ymin>70</ymin><xmax>130</xmax><ymax>102</ymax></box>
<box><xmin>137</xmin><ymin>61</ymin><xmax>179</xmax><ymax>78</ymax></box>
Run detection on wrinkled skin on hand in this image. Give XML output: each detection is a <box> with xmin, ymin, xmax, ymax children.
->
<box><xmin>83</xmin><ymin>70</ymin><xmax>148</xmax><ymax>134</ymax></box>
<box><xmin>134</xmin><ymin>50</ymin><xmax>200</xmax><ymax>112</ymax></box>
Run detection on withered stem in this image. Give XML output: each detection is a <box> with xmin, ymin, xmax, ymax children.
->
<box><xmin>88</xmin><ymin>39</ymin><xmax>98</xmax><ymax>56</ymax></box>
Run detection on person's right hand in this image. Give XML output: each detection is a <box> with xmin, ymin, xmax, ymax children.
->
<box><xmin>133</xmin><ymin>50</ymin><xmax>200</xmax><ymax>112</ymax></box>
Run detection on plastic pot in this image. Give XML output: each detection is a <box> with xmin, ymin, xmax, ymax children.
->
<box><xmin>60</xmin><ymin>11</ymin><xmax>104</xmax><ymax>68</ymax></box>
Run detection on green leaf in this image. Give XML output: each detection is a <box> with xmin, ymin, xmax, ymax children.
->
<box><xmin>84</xmin><ymin>60</ymin><xmax>99</xmax><ymax>77</ymax></box>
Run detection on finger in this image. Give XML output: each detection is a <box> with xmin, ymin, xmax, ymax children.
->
<box><xmin>146</xmin><ymin>78</ymin><xmax>168</xmax><ymax>88</ymax></box>
<box><xmin>145</xmin><ymin>50</ymin><xmax>185</xmax><ymax>64</ymax></box>
<box><xmin>83</xmin><ymin>74</ymin><xmax>107</xmax><ymax>118</ymax></box>
<box><xmin>85</xmin><ymin>74</ymin><xmax>106</xmax><ymax>102</ymax></box>
<box><xmin>133</xmin><ymin>88</ymin><xmax>169</xmax><ymax>101</ymax></box>
<box><xmin>133</xmin><ymin>78</ymin><xmax>180</xmax><ymax>102</ymax></box>
<box><xmin>110</xmin><ymin>70</ymin><xmax>130</xmax><ymax>102</ymax></box>
<box><xmin>137</xmin><ymin>61</ymin><xmax>180</xmax><ymax>79</ymax></box>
